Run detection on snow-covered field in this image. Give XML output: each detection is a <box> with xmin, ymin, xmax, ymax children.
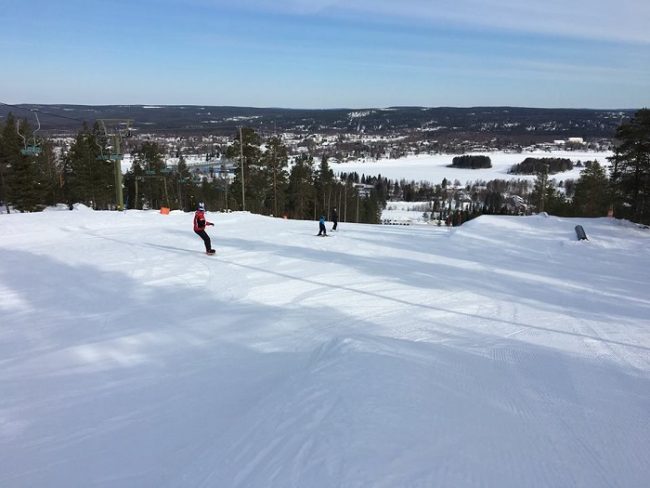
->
<box><xmin>1</xmin><ymin>209</ymin><xmax>649</xmax><ymax>487</ymax></box>
<box><xmin>331</xmin><ymin>150</ymin><xmax>613</xmax><ymax>185</ymax></box>
<box><xmin>382</xmin><ymin>201</ymin><xmax>437</xmax><ymax>224</ymax></box>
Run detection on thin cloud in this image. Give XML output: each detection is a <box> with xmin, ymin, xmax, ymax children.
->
<box><xmin>213</xmin><ymin>0</ymin><xmax>650</xmax><ymax>44</ymax></box>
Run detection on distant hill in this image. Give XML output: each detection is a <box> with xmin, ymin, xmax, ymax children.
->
<box><xmin>0</xmin><ymin>103</ymin><xmax>635</xmax><ymax>137</ymax></box>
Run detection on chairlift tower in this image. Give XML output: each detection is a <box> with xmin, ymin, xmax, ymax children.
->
<box><xmin>98</xmin><ymin>119</ymin><xmax>133</xmax><ymax>211</ymax></box>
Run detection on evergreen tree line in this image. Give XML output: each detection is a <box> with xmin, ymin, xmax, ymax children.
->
<box><xmin>1</xmin><ymin>109</ymin><xmax>649</xmax><ymax>226</ymax></box>
<box><xmin>123</xmin><ymin>128</ymin><xmax>384</xmax><ymax>224</ymax></box>
<box><xmin>0</xmin><ymin>114</ymin><xmax>62</xmax><ymax>212</ymax></box>
<box><xmin>529</xmin><ymin>109</ymin><xmax>650</xmax><ymax>223</ymax></box>
<box><xmin>450</xmin><ymin>155</ymin><xmax>492</xmax><ymax>169</ymax></box>
<box><xmin>0</xmin><ymin>120</ymin><xmax>382</xmax><ymax>223</ymax></box>
<box><xmin>509</xmin><ymin>157</ymin><xmax>574</xmax><ymax>175</ymax></box>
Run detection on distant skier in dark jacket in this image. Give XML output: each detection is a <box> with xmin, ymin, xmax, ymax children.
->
<box><xmin>331</xmin><ymin>207</ymin><xmax>338</xmax><ymax>231</ymax></box>
<box><xmin>317</xmin><ymin>215</ymin><xmax>327</xmax><ymax>236</ymax></box>
<box><xmin>194</xmin><ymin>203</ymin><xmax>215</xmax><ymax>254</ymax></box>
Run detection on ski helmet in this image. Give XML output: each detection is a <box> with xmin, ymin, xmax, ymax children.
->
<box><xmin>198</xmin><ymin>202</ymin><xmax>205</xmax><ymax>211</ymax></box>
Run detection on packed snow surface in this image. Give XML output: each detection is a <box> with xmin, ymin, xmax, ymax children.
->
<box><xmin>1</xmin><ymin>210</ymin><xmax>649</xmax><ymax>487</ymax></box>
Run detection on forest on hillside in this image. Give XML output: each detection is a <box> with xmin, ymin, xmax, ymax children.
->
<box><xmin>1</xmin><ymin>109</ymin><xmax>649</xmax><ymax>226</ymax></box>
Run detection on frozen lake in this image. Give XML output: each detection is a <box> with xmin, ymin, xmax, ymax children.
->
<box><xmin>330</xmin><ymin>150</ymin><xmax>613</xmax><ymax>185</ymax></box>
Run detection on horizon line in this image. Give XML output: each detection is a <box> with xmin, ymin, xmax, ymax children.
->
<box><xmin>1</xmin><ymin>102</ymin><xmax>642</xmax><ymax>112</ymax></box>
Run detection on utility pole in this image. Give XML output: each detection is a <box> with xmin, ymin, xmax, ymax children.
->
<box><xmin>220</xmin><ymin>159</ymin><xmax>229</xmax><ymax>211</ymax></box>
<box><xmin>162</xmin><ymin>177</ymin><xmax>170</xmax><ymax>208</ymax></box>
<box><xmin>0</xmin><ymin>161</ymin><xmax>9</xmax><ymax>214</ymax></box>
<box><xmin>135</xmin><ymin>177</ymin><xmax>139</xmax><ymax>209</ymax></box>
<box><xmin>539</xmin><ymin>163</ymin><xmax>549</xmax><ymax>213</ymax></box>
<box><xmin>272</xmin><ymin>122</ymin><xmax>278</xmax><ymax>217</ymax></box>
<box><xmin>272</xmin><ymin>139</ymin><xmax>278</xmax><ymax>217</ymax></box>
<box><xmin>114</xmin><ymin>135</ymin><xmax>124</xmax><ymax>210</ymax></box>
<box><xmin>177</xmin><ymin>177</ymin><xmax>182</xmax><ymax>211</ymax></box>
<box><xmin>356</xmin><ymin>190</ymin><xmax>360</xmax><ymax>222</ymax></box>
<box><xmin>239</xmin><ymin>127</ymin><xmax>245</xmax><ymax>211</ymax></box>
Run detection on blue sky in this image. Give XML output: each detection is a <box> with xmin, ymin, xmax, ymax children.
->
<box><xmin>2</xmin><ymin>0</ymin><xmax>648</xmax><ymax>108</ymax></box>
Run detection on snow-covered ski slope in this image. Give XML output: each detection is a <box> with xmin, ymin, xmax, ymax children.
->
<box><xmin>1</xmin><ymin>209</ymin><xmax>649</xmax><ymax>488</ymax></box>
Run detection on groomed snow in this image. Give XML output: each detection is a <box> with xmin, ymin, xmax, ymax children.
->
<box><xmin>1</xmin><ymin>210</ymin><xmax>649</xmax><ymax>487</ymax></box>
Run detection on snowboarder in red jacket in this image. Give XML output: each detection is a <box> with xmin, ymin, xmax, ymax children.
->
<box><xmin>194</xmin><ymin>203</ymin><xmax>215</xmax><ymax>254</ymax></box>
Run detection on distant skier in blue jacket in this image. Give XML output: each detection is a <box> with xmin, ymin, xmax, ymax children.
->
<box><xmin>317</xmin><ymin>216</ymin><xmax>327</xmax><ymax>236</ymax></box>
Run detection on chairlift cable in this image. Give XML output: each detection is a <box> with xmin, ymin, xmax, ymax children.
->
<box><xmin>1</xmin><ymin>101</ymin><xmax>257</xmax><ymax>135</ymax></box>
<box><xmin>0</xmin><ymin>101</ymin><xmax>88</xmax><ymax>124</ymax></box>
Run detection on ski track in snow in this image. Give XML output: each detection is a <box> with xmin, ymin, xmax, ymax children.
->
<box><xmin>1</xmin><ymin>209</ymin><xmax>649</xmax><ymax>487</ymax></box>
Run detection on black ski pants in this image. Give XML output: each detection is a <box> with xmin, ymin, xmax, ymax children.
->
<box><xmin>195</xmin><ymin>229</ymin><xmax>212</xmax><ymax>252</ymax></box>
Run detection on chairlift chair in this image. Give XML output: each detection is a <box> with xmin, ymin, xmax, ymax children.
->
<box><xmin>17</xmin><ymin>111</ymin><xmax>42</xmax><ymax>156</ymax></box>
<box><xmin>95</xmin><ymin>141</ymin><xmax>122</xmax><ymax>162</ymax></box>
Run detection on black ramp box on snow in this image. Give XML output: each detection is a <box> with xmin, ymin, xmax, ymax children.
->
<box><xmin>575</xmin><ymin>225</ymin><xmax>588</xmax><ymax>241</ymax></box>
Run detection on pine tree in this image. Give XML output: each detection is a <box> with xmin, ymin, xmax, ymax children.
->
<box><xmin>572</xmin><ymin>161</ymin><xmax>610</xmax><ymax>217</ymax></box>
<box><xmin>65</xmin><ymin>123</ymin><xmax>114</xmax><ymax>209</ymax></box>
<box><xmin>360</xmin><ymin>191</ymin><xmax>381</xmax><ymax>224</ymax></box>
<box><xmin>532</xmin><ymin>164</ymin><xmax>549</xmax><ymax>212</ymax></box>
<box><xmin>3</xmin><ymin>116</ymin><xmax>47</xmax><ymax>212</ymax></box>
<box><xmin>0</xmin><ymin>114</ymin><xmax>22</xmax><ymax>213</ymax></box>
<box><xmin>261</xmin><ymin>136</ymin><xmax>289</xmax><ymax>216</ymax></box>
<box><xmin>34</xmin><ymin>140</ymin><xmax>62</xmax><ymax>207</ymax></box>
<box><xmin>123</xmin><ymin>158</ymin><xmax>143</xmax><ymax>210</ymax></box>
<box><xmin>175</xmin><ymin>154</ymin><xmax>192</xmax><ymax>211</ymax></box>
<box><xmin>226</xmin><ymin>128</ymin><xmax>262</xmax><ymax>212</ymax></box>
<box><xmin>287</xmin><ymin>154</ymin><xmax>315</xmax><ymax>219</ymax></box>
<box><xmin>542</xmin><ymin>181</ymin><xmax>572</xmax><ymax>216</ymax></box>
<box><xmin>316</xmin><ymin>154</ymin><xmax>334</xmax><ymax>217</ymax></box>
<box><xmin>132</xmin><ymin>141</ymin><xmax>167</xmax><ymax>209</ymax></box>
<box><xmin>609</xmin><ymin>109</ymin><xmax>650</xmax><ymax>224</ymax></box>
